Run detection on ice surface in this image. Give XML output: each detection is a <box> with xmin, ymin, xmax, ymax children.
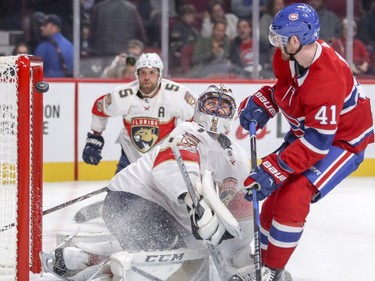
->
<box><xmin>25</xmin><ymin>177</ymin><xmax>375</xmax><ymax>281</ymax></box>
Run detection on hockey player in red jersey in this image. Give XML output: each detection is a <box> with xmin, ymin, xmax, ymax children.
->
<box><xmin>231</xmin><ymin>3</ymin><xmax>374</xmax><ymax>281</ymax></box>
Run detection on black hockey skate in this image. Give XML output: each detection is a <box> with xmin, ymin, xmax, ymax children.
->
<box><xmin>229</xmin><ymin>265</ymin><xmax>293</xmax><ymax>281</ymax></box>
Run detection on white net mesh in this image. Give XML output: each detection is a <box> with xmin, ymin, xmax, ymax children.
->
<box><xmin>0</xmin><ymin>56</ymin><xmax>19</xmax><ymax>276</ymax></box>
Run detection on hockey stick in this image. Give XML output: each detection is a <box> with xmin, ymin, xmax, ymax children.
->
<box><xmin>0</xmin><ymin>187</ymin><xmax>108</xmax><ymax>232</ymax></box>
<box><xmin>170</xmin><ymin>144</ymin><xmax>231</xmax><ymax>281</ymax></box>
<box><xmin>249</xmin><ymin>121</ymin><xmax>262</xmax><ymax>281</ymax></box>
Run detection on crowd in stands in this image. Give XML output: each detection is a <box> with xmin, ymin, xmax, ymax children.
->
<box><xmin>0</xmin><ymin>0</ymin><xmax>375</xmax><ymax>79</ymax></box>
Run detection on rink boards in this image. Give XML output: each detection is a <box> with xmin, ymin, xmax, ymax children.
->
<box><xmin>40</xmin><ymin>79</ymin><xmax>375</xmax><ymax>181</ymax></box>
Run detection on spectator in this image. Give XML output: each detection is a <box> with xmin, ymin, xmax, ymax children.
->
<box><xmin>331</xmin><ymin>18</ymin><xmax>371</xmax><ymax>75</ymax></box>
<box><xmin>80</xmin><ymin>0</ymin><xmax>96</xmax><ymax>57</ymax></box>
<box><xmin>259</xmin><ymin>0</ymin><xmax>285</xmax><ymax>67</ymax></box>
<box><xmin>190</xmin><ymin>20</ymin><xmax>245</xmax><ymax>78</ymax></box>
<box><xmin>169</xmin><ymin>4</ymin><xmax>199</xmax><ymax>72</ymax></box>
<box><xmin>101</xmin><ymin>39</ymin><xmax>144</xmax><ymax>79</ymax></box>
<box><xmin>142</xmin><ymin>0</ymin><xmax>184</xmax><ymax>47</ymax></box>
<box><xmin>324</xmin><ymin>0</ymin><xmax>362</xmax><ymax>22</ymax></box>
<box><xmin>35</xmin><ymin>14</ymin><xmax>74</xmax><ymax>78</ymax></box>
<box><xmin>12</xmin><ymin>41</ymin><xmax>31</xmax><ymax>56</ymax></box>
<box><xmin>357</xmin><ymin>0</ymin><xmax>375</xmax><ymax>52</ymax></box>
<box><xmin>25</xmin><ymin>11</ymin><xmax>46</xmax><ymax>54</ymax></box>
<box><xmin>89</xmin><ymin>0</ymin><xmax>147</xmax><ymax>56</ymax></box>
<box><xmin>201</xmin><ymin>1</ymin><xmax>239</xmax><ymax>40</ymax></box>
<box><xmin>230</xmin><ymin>0</ymin><xmax>267</xmax><ymax>19</ymax></box>
<box><xmin>307</xmin><ymin>0</ymin><xmax>341</xmax><ymax>43</ymax></box>
<box><xmin>229</xmin><ymin>19</ymin><xmax>255</xmax><ymax>76</ymax></box>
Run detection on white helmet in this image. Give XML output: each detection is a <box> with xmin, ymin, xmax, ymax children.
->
<box><xmin>193</xmin><ymin>84</ymin><xmax>237</xmax><ymax>134</ymax></box>
<box><xmin>135</xmin><ymin>53</ymin><xmax>163</xmax><ymax>77</ymax></box>
<box><xmin>135</xmin><ymin>53</ymin><xmax>164</xmax><ymax>97</ymax></box>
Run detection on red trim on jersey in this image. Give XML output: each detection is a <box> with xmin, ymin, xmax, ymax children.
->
<box><xmin>153</xmin><ymin>147</ymin><xmax>200</xmax><ymax>168</ymax></box>
<box><xmin>92</xmin><ymin>95</ymin><xmax>110</xmax><ymax>117</ymax></box>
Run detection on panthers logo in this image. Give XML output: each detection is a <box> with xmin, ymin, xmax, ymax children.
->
<box><xmin>131</xmin><ymin>117</ymin><xmax>160</xmax><ymax>153</ymax></box>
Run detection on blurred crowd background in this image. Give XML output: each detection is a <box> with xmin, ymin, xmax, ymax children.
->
<box><xmin>1</xmin><ymin>0</ymin><xmax>374</xmax><ymax>80</ymax></box>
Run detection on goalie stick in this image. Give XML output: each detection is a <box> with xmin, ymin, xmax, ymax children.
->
<box><xmin>170</xmin><ymin>143</ymin><xmax>231</xmax><ymax>281</ymax></box>
<box><xmin>249</xmin><ymin>121</ymin><xmax>262</xmax><ymax>281</ymax></box>
<box><xmin>0</xmin><ymin>187</ymin><xmax>107</xmax><ymax>232</ymax></box>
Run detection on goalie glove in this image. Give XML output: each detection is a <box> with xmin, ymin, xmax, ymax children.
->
<box><xmin>238</xmin><ymin>86</ymin><xmax>278</xmax><ymax>129</ymax></box>
<box><xmin>184</xmin><ymin>170</ymin><xmax>243</xmax><ymax>245</ymax></box>
<box><xmin>82</xmin><ymin>132</ymin><xmax>105</xmax><ymax>165</ymax></box>
<box><xmin>244</xmin><ymin>154</ymin><xmax>293</xmax><ymax>201</ymax></box>
<box><xmin>185</xmin><ymin>192</ymin><xmax>227</xmax><ymax>245</ymax></box>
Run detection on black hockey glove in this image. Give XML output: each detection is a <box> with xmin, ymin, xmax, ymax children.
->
<box><xmin>82</xmin><ymin>132</ymin><xmax>104</xmax><ymax>165</ymax></box>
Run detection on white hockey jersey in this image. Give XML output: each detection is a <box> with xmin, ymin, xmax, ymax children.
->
<box><xmin>90</xmin><ymin>79</ymin><xmax>196</xmax><ymax>162</ymax></box>
<box><xmin>108</xmin><ymin>122</ymin><xmax>253</xmax><ymax>251</ymax></box>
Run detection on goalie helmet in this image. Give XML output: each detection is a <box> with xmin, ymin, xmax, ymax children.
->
<box><xmin>269</xmin><ymin>3</ymin><xmax>320</xmax><ymax>47</ymax></box>
<box><xmin>194</xmin><ymin>84</ymin><xmax>236</xmax><ymax>134</ymax></box>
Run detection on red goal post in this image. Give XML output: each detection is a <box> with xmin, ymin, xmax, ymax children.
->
<box><xmin>0</xmin><ymin>55</ymin><xmax>44</xmax><ymax>280</ymax></box>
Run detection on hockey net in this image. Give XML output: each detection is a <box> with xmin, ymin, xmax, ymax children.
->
<box><xmin>0</xmin><ymin>55</ymin><xmax>44</xmax><ymax>280</ymax></box>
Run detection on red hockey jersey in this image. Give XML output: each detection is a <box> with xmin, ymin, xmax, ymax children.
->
<box><xmin>271</xmin><ymin>40</ymin><xmax>374</xmax><ymax>173</ymax></box>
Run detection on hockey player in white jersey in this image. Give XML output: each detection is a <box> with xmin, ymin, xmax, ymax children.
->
<box><xmin>82</xmin><ymin>52</ymin><xmax>196</xmax><ymax>171</ymax></box>
<box><xmin>40</xmin><ymin>84</ymin><xmax>255</xmax><ymax>281</ymax></box>
<box><xmin>77</xmin><ymin>53</ymin><xmax>197</xmax><ymax>223</ymax></box>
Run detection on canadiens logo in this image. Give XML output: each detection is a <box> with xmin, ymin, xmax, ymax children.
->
<box><xmin>131</xmin><ymin>117</ymin><xmax>160</xmax><ymax>153</ymax></box>
<box><xmin>289</xmin><ymin>13</ymin><xmax>299</xmax><ymax>21</ymax></box>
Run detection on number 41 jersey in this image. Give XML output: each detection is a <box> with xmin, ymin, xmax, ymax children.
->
<box><xmin>271</xmin><ymin>40</ymin><xmax>374</xmax><ymax>174</ymax></box>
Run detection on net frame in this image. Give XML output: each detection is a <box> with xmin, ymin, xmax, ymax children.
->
<box><xmin>0</xmin><ymin>55</ymin><xmax>44</xmax><ymax>280</ymax></box>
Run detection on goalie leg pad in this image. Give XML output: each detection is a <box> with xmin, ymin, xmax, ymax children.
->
<box><xmin>63</xmin><ymin>247</ymin><xmax>89</xmax><ymax>271</ymax></box>
<box><xmin>40</xmin><ymin>251</ymin><xmax>111</xmax><ymax>281</ymax></box>
<box><xmin>110</xmin><ymin>247</ymin><xmax>210</xmax><ymax>281</ymax></box>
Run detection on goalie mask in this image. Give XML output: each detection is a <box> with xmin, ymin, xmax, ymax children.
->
<box><xmin>194</xmin><ymin>84</ymin><xmax>236</xmax><ymax>134</ymax></box>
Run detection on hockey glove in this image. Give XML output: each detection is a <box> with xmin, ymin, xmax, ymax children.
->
<box><xmin>244</xmin><ymin>154</ymin><xmax>293</xmax><ymax>201</ymax></box>
<box><xmin>82</xmin><ymin>132</ymin><xmax>104</xmax><ymax>165</ymax></box>
<box><xmin>238</xmin><ymin>86</ymin><xmax>278</xmax><ymax>130</ymax></box>
<box><xmin>185</xmin><ymin>192</ymin><xmax>227</xmax><ymax>245</ymax></box>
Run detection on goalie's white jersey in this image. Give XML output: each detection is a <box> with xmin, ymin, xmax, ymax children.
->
<box><xmin>108</xmin><ymin>121</ymin><xmax>253</xmax><ymax>236</ymax></box>
<box><xmin>90</xmin><ymin>79</ymin><xmax>196</xmax><ymax>162</ymax></box>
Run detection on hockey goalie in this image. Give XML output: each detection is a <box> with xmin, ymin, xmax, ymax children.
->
<box><xmin>40</xmin><ymin>84</ymin><xmax>259</xmax><ymax>281</ymax></box>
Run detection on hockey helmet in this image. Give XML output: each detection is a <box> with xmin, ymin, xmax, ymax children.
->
<box><xmin>194</xmin><ymin>84</ymin><xmax>236</xmax><ymax>134</ymax></box>
<box><xmin>135</xmin><ymin>53</ymin><xmax>164</xmax><ymax>96</ymax></box>
<box><xmin>269</xmin><ymin>3</ymin><xmax>320</xmax><ymax>47</ymax></box>
<box><xmin>135</xmin><ymin>53</ymin><xmax>163</xmax><ymax>76</ymax></box>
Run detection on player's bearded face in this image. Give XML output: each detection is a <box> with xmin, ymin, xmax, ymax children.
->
<box><xmin>138</xmin><ymin>68</ymin><xmax>160</xmax><ymax>95</ymax></box>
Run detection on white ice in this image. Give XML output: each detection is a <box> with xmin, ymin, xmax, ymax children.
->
<box><xmin>25</xmin><ymin>177</ymin><xmax>375</xmax><ymax>281</ymax></box>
